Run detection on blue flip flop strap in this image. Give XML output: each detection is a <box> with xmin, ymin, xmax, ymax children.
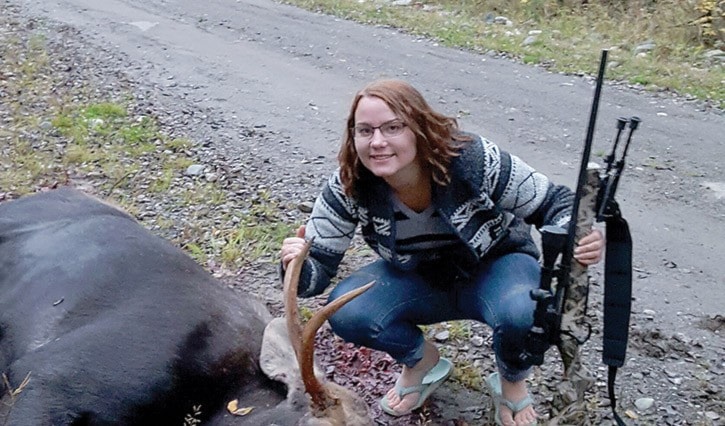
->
<box><xmin>486</xmin><ymin>372</ymin><xmax>502</xmax><ymax>395</ymax></box>
<box><xmin>421</xmin><ymin>358</ymin><xmax>453</xmax><ymax>385</ymax></box>
<box><xmin>500</xmin><ymin>395</ymin><xmax>534</xmax><ymax>413</ymax></box>
<box><xmin>394</xmin><ymin>382</ymin><xmax>428</xmax><ymax>397</ymax></box>
<box><xmin>394</xmin><ymin>358</ymin><xmax>453</xmax><ymax>397</ymax></box>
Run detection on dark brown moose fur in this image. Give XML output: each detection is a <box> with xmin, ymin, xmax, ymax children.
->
<box><xmin>0</xmin><ymin>188</ymin><xmax>370</xmax><ymax>426</ymax></box>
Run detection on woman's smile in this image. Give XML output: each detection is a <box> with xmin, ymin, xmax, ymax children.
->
<box><xmin>370</xmin><ymin>153</ymin><xmax>395</xmax><ymax>161</ymax></box>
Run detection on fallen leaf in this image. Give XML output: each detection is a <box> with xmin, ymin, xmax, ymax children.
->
<box><xmin>226</xmin><ymin>399</ymin><xmax>254</xmax><ymax>416</ymax></box>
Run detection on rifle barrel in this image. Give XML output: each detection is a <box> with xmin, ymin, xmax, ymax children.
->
<box><xmin>560</xmin><ymin>50</ymin><xmax>608</xmax><ymax>270</ymax></box>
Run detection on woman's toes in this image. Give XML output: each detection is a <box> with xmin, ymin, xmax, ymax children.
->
<box><xmin>386</xmin><ymin>391</ymin><xmax>399</xmax><ymax>406</ymax></box>
<box><xmin>499</xmin><ymin>409</ymin><xmax>515</xmax><ymax>426</ymax></box>
<box><xmin>514</xmin><ymin>407</ymin><xmax>537</xmax><ymax>425</ymax></box>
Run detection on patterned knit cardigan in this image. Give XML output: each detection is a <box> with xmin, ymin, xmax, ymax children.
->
<box><xmin>294</xmin><ymin>133</ymin><xmax>573</xmax><ymax>297</ymax></box>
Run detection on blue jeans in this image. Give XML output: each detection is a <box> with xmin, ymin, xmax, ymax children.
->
<box><xmin>327</xmin><ymin>253</ymin><xmax>540</xmax><ymax>383</ymax></box>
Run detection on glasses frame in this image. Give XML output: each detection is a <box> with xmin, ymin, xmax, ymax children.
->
<box><xmin>351</xmin><ymin>120</ymin><xmax>408</xmax><ymax>141</ymax></box>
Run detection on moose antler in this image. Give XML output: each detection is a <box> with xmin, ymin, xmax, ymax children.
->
<box><xmin>282</xmin><ymin>238</ymin><xmax>374</xmax><ymax>417</ymax></box>
<box><xmin>283</xmin><ymin>239</ymin><xmax>307</xmax><ymax>360</ymax></box>
<box><xmin>300</xmin><ymin>281</ymin><xmax>374</xmax><ymax>411</ymax></box>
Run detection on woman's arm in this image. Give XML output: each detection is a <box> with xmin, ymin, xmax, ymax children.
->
<box><xmin>481</xmin><ymin>137</ymin><xmax>604</xmax><ymax>264</ymax></box>
<box><xmin>279</xmin><ymin>170</ymin><xmax>359</xmax><ymax>297</ymax></box>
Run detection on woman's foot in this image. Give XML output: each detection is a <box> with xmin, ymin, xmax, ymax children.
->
<box><xmin>498</xmin><ymin>376</ymin><xmax>537</xmax><ymax>426</ymax></box>
<box><xmin>383</xmin><ymin>340</ymin><xmax>440</xmax><ymax>414</ymax></box>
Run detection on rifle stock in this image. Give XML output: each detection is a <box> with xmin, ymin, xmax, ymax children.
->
<box><xmin>557</xmin><ymin>165</ymin><xmax>599</xmax><ymax>375</ymax></box>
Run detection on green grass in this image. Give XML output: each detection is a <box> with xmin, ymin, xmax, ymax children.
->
<box><xmin>1</xmin><ymin>23</ymin><xmax>295</xmax><ymax>270</ymax></box>
<box><xmin>282</xmin><ymin>0</ymin><xmax>724</xmax><ymax>107</ymax></box>
<box><xmin>84</xmin><ymin>102</ymin><xmax>126</xmax><ymax>120</ymax></box>
<box><xmin>165</xmin><ymin>138</ymin><xmax>194</xmax><ymax>152</ymax></box>
<box><xmin>184</xmin><ymin>242</ymin><xmax>209</xmax><ymax>265</ymax></box>
<box><xmin>219</xmin><ymin>196</ymin><xmax>297</xmax><ymax>267</ymax></box>
<box><xmin>453</xmin><ymin>360</ymin><xmax>484</xmax><ymax>391</ymax></box>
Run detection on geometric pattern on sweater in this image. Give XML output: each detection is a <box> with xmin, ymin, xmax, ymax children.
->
<box><xmin>497</xmin><ymin>153</ymin><xmax>549</xmax><ymax>218</ymax></box>
<box><xmin>295</xmin><ymin>133</ymin><xmax>574</xmax><ymax>297</ymax></box>
<box><xmin>305</xmin><ymin>173</ymin><xmax>357</xmax><ymax>255</ymax></box>
<box><xmin>449</xmin><ymin>195</ymin><xmax>496</xmax><ymax>232</ymax></box>
<box><xmin>482</xmin><ymin>138</ymin><xmax>502</xmax><ymax>194</ymax></box>
<box><xmin>372</xmin><ymin>216</ymin><xmax>391</xmax><ymax>237</ymax></box>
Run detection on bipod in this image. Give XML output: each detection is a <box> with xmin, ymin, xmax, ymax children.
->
<box><xmin>597</xmin><ymin>116</ymin><xmax>641</xmax><ymax>221</ymax></box>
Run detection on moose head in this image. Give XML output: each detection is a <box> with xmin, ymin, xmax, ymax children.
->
<box><xmin>259</xmin><ymin>239</ymin><xmax>374</xmax><ymax>426</ymax></box>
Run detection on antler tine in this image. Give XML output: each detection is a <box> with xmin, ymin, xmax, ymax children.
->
<box><xmin>299</xmin><ymin>280</ymin><xmax>375</xmax><ymax>410</ymax></box>
<box><xmin>283</xmin><ymin>239</ymin><xmax>313</xmax><ymax>360</ymax></box>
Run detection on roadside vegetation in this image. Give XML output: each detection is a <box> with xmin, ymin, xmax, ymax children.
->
<box><xmin>0</xmin><ymin>24</ymin><xmax>295</xmax><ymax>271</ymax></box>
<box><xmin>283</xmin><ymin>0</ymin><xmax>724</xmax><ymax>108</ymax></box>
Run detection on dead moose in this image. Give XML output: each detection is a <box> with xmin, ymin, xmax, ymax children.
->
<box><xmin>0</xmin><ymin>187</ymin><xmax>373</xmax><ymax>426</ymax></box>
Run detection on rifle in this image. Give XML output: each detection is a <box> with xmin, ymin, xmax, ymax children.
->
<box><xmin>521</xmin><ymin>50</ymin><xmax>638</xmax><ymax>426</ymax></box>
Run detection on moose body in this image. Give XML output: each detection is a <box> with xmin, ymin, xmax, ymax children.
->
<box><xmin>0</xmin><ymin>188</ymin><xmax>315</xmax><ymax>425</ymax></box>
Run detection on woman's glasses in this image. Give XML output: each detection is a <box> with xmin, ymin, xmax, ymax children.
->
<box><xmin>351</xmin><ymin>120</ymin><xmax>407</xmax><ymax>141</ymax></box>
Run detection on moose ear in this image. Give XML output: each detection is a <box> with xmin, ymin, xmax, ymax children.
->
<box><xmin>260</xmin><ymin>317</ymin><xmax>299</xmax><ymax>386</ymax></box>
<box><xmin>260</xmin><ymin>318</ymin><xmax>325</xmax><ymax>393</ymax></box>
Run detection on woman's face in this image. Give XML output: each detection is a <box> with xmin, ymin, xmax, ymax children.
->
<box><xmin>353</xmin><ymin>96</ymin><xmax>420</xmax><ymax>186</ymax></box>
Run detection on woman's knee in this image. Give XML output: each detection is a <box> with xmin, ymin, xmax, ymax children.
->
<box><xmin>502</xmin><ymin>290</ymin><xmax>536</xmax><ymax>330</ymax></box>
<box><xmin>484</xmin><ymin>279</ymin><xmax>535</xmax><ymax>334</ymax></box>
<box><xmin>490</xmin><ymin>287</ymin><xmax>536</xmax><ymax>368</ymax></box>
<box><xmin>326</xmin><ymin>295</ymin><xmax>380</xmax><ymax>344</ymax></box>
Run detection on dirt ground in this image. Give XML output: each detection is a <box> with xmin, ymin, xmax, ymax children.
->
<box><xmin>2</xmin><ymin>0</ymin><xmax>724</xmax><ymax>424</ymax></box>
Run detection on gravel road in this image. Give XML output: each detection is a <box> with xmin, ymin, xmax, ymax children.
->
<box><xmin>2</xmin><ymin>0</ymin><xmax>723</xmax><ymax>424</ymax></box>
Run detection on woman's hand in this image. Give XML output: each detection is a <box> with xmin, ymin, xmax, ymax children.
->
<box><xmin>573</xmin><ymin>228</ymin><xmax>604</xmax><ymax>265</ymax></box>
<box><xmin>280</xmin><ymin>225</ymin><xmax>307</xmax><ymax>271</ymax></box>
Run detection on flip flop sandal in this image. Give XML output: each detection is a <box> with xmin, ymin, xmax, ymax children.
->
<box><xmin>485</xmin><ymin>372</ymin><xmax>537</xmax><ymax>426</ymax></box>
<box><xmin>379</xmin><ymin>357</ymin><xmax>453</xmax><ymax>417</ymax></box>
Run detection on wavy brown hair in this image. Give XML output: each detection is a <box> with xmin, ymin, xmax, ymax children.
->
<box><xmin>338</xmin><ymin>79</ymin><xmax>471</xmax><ymax>197</ymax></box>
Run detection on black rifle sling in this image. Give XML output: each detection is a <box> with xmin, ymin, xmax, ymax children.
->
<box><xmin>603</xmin><ymin>206</ymin><xmax>633</xmax><ymax>426</ymax></box>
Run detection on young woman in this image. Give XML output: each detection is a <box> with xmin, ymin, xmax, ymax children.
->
<box><xmin>280</xmin><ymin>79</ymin><xmax>603</xmax><ymax>426</ymax></box>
